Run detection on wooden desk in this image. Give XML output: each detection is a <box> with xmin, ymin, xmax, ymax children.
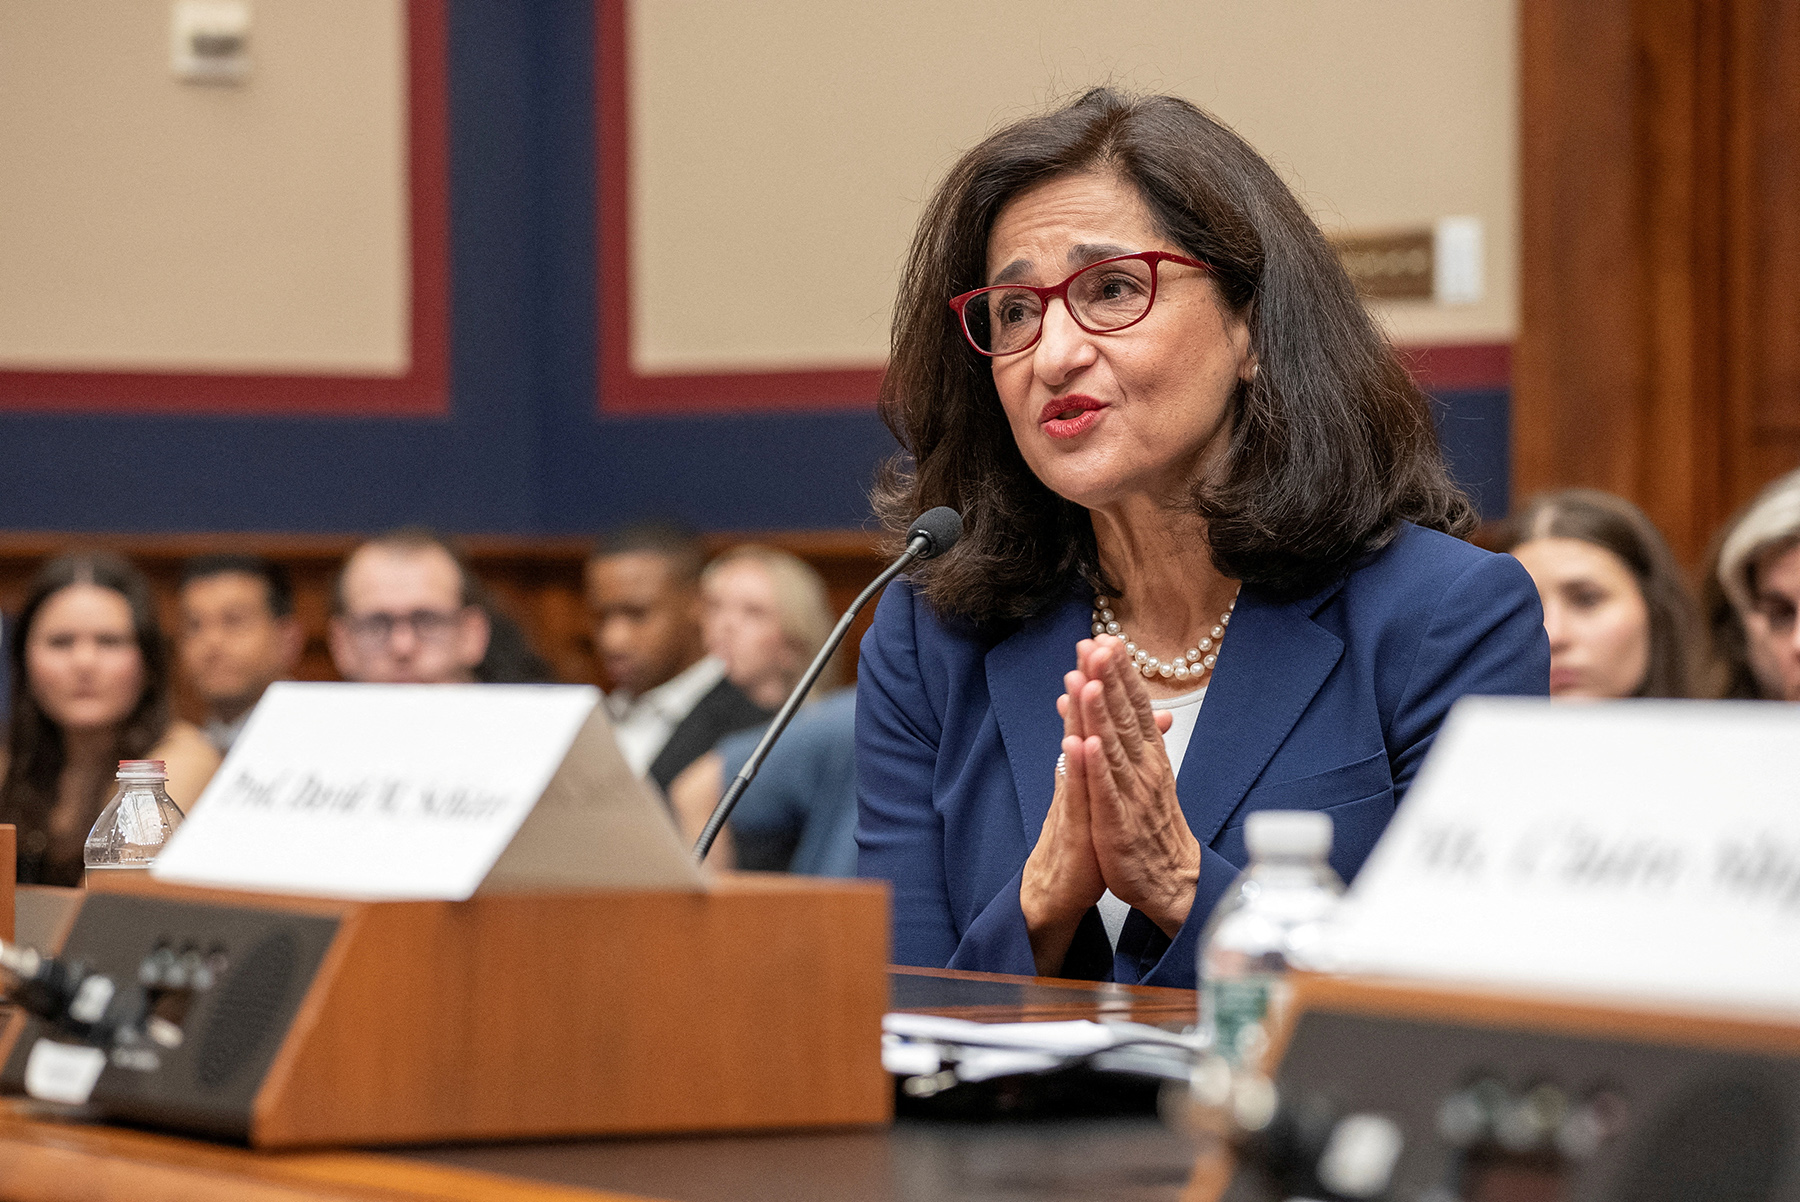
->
<box><xmin>0</xmin><ymin>969</ymin><xmax>1200</xmax><ymax>1202</ymax></box>
<box><xmin>888</xmin><ymin>964</ymin><xmax>1197</xmax><ymax>1026</ymax></box>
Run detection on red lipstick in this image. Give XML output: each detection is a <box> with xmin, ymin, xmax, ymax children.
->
<box><xmin>1038</xmin><ymin>395</ymin><xmax>1107</xmax><ymax>440</ymax></box>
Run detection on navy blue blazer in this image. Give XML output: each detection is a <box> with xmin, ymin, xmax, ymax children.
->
<box><xmin>855</xmin><ymin>523</ymin><xmax>1549</xmax><ymax>987</ymax></box>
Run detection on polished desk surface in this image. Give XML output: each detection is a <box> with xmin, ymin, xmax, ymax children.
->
<box><xmin>0</xmin><ymin>967</ymin><xmax>1204</xmax><ymax>1202</ymax></box>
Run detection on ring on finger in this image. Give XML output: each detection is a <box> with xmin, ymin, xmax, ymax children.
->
<box><xmin>1055</xmin><ymin>752</ymin><xmax>1067</xmax><ymax>779</ymax></box>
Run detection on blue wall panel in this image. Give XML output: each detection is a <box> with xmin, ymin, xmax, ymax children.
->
<box><xmin>1433</xmin><ymin>386</ymin><xmax>1511</xmax><ymax>521</ymax></box>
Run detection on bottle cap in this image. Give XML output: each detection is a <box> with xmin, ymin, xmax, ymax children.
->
<box><xmin>117</xmin><ymin>759</ymin><xmax>168</xmax><ymax>778</ymax></box>
<box><xmin>1245</xmin><ymin>810</ymin><xmax>1333</xmax><ymax>859</ymax></box>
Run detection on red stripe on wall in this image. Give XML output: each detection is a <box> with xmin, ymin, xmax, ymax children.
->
<box><xmin>0</xmin><ymin>0</ymin><xmax>450</xmax><ymax>417</ymax></box>
<box><xmin>1402</xmin><ymin>342</ymin><xmax>1513</xmax><ymax>391</ymax></box>
<box><xmin>595</xmin><ymin>0</ymin><xmax>634</xmax><ymax>415</ymax></box>
<box><xmin>602</xmin><ymin>366</ymin><xmax>887</xmax><ymax>415</ymax></box>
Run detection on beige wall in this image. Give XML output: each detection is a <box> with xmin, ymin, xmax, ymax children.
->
<box><xmin>0</xmin><ymin>2</ymin><xmax>1513</xmax><ymax>379</ymax></box>
<box><xmin>631</xmin><ymin>0</ymin><xmax>1517</xmax><ymax>373</ymax></box>
<box><xmin>0</xmin><ymin>0</ymin><xmax>408</xmax><ymax>374</ymax></box>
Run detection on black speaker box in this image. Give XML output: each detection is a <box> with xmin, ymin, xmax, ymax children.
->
<box><xmin>1202</xmin><ymin>975</ymin><xmax>1800</xmax><ymax>1202</ymax></box>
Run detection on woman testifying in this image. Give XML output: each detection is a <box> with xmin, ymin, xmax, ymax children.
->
<box><xmin>857</xmin><ymin>90</ymin><xmax>1550</xmax><ymax>985</ymax></box>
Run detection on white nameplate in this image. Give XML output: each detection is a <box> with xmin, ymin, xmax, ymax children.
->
<box><xmin>1331</xmin><ymin>698</ymin><xmax>1800</xmax><ymax>1018</ymax></box>
<box><xmin>153</xmin><ymin>682</ymin><xmax>701</xmax><ymax>900</ymax></box>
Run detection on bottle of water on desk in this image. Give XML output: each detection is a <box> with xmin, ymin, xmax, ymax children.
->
<box><xmin>1198</xmin><ymin>810</ymin><xmax>1343</xmax><ymax>1067</ymax></box>
<box><xmin>83</xmin><ymin>759</ymin><xmax>185</xmax><ymax>884</ymax></box>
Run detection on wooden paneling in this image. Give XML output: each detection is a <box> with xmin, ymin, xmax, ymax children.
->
<box><xmin>0</xmin><ymin>531</ymin><xmax>889</xmax><ymax>719</ymax></box>
<box><xmin>1703</xmin><ymin>0</ymin><xmax>1800</xmax><ymax>521</ymax></box>
<box><xmin>1734</xmin><ymin>2</ymin><xmax>1800</xmax><ymax>445</ymax></box>
<box><xmin>1516</xmin><ymin>0</ymin><xmax>1800</xmax><ymax>564</ymax></box>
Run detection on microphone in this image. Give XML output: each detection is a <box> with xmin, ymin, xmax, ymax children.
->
<box><xmin>691</xmin><ymin>507</ymin><xmax>963</xmax><ymax>863</ymax></box>
<box><xmin>902</xmin><ymin>506</ymin><xmax>964</xmax><ymax>562</ymax></box>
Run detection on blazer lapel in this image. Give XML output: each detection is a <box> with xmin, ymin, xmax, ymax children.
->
<box><xmin>1179</xmin><ymin>583</ymin><xmax>1345</xmax><ymax>844</ymax></box>
<box><xmin>986</xmin><ymin>591</ymin><xmax>1092</xmax><ymax>843</ymax></box>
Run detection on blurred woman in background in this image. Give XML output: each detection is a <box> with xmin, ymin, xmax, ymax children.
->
<box><xmin>1708</xmin><ymin>466</ymin><xmax>1800</xmax><ymax>701</ymax></box>
<box><xmin>700</xmin><ymin>545</ymin><xmax>839</xmax><ymax>708</ymax></box>
<box><xmin>1496</xmin><ymin>489</ymin><xmax>1699</xmax><ymax>699</ymax></box>
<box><xmin>0</xmin><ymin>553</ymin><xmax>220</xmax><ymax>885</ymax></box>
<box><xmin>672</xmin><ymin>546</ymin><xmax>856</xmax><ymax>872</ymax></box>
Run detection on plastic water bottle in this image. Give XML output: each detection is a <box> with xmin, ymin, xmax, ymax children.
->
<box><xmin>1198</xmin><ymin>810</ymin><xmax>1344</xmax><ymax>1067</ymax></box>
<box><xmin>83</xmin><ymin>759</ymin><xmax>185</xmax><ymax>883</ymax></box>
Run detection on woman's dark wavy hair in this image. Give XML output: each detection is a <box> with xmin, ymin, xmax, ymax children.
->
<box><xmin>1491</xmin><ymin>490</ymin><xmax>1700</xmax><ymax>699</ymax></box>
<box><xmin>872</xmin><ymin>88</ymin><xmax>1475</xmax><ymax>621</ymax></box>
<box><xmin>0</xmin><ymin>553</ymin><xmax>171</xmax><ymax>879</ymax></box>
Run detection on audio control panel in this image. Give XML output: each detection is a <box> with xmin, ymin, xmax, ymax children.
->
<box><xmin>1220</xmin><ymin>1007</ymin><xmax>1800</xmax><ymax>1202</ymax></box>
<box><xmin>1</xmin><ymin>893</ymin><xmax>338</xmax><ymax>1141</ymax></box>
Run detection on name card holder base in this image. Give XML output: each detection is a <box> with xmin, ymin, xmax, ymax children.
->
<box><xmin>0</xmin><ymin>872</ymin><xmax>892</xmax><ymax>1148</ymax></box>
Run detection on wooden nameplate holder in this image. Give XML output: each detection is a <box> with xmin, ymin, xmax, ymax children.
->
<box><xmin>0</xmin><ymin>871</ymin><xmax>892</xmax><ymax>1148</ymax></box>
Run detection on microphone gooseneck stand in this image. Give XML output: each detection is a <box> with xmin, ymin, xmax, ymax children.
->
<box><xmin>690</xmin><ymin>507</ymin><xmax>962</xmax><ymax>864</ymax></box>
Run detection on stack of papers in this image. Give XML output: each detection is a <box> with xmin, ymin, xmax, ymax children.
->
<box><xmin>881</xmin><ymin>1012</ymin><xmax>1198</xmax><ymax>1085</ymax></box>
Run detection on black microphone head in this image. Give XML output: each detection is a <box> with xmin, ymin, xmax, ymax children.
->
<box><xmin>906</xmin><ymin>507</ymin><xmax>963</xmax><ymax>561</ymax></box>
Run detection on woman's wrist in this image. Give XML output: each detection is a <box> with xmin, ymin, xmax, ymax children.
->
<box><xmin>1141</xmin><ymin>842</ymin><xmax>1202</xmax><ymax>937</ymax></box>
<box><xmin>1022</xmin><ymin>904</ymin><xmax>1085</xmax><ymax>976</ymax></box>
<box><xmin>1019</xmin><ymin>865</ymin><xmax>1090</xmax><ymax>974</ymax></box>
<box><xmin>1019</xmin><ymin>864</ymin><xmax>1086</xmax><ymax>934</ymax></box>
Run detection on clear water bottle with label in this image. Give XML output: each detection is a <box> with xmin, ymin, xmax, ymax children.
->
<box><xmin>83</xmin><ymin>759</ymin><xmax>185</xmax><ymax>883</ymax></box>
<box><xmin>1198</xmin><ymin>810</ymin><xmax>1343</xmax><ymax>1067</ymax></box>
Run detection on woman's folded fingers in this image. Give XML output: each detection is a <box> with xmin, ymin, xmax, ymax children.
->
<box><xmin>1089</xmin><ymin>639</ymin><xmax>1157</xmax><ymax>755</ymax></box>
<box><xmin>1061</xmin><ymin>669</ymin><xmax>1088</xmax><ymax>739</ymax></box>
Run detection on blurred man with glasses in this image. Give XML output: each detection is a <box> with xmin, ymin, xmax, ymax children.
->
<box><xmin>328</xmin><ymin>529</ymin><xmax>491</xmax><ymax>685</ymax></box>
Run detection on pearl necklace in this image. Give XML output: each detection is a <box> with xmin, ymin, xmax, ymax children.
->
<box><xmin>1091</xmin><ymin>591</ymin><xmax>1238</xmax><ymax>682</ymax></box>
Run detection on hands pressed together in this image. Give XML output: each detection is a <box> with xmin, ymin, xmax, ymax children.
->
<box><xmin>1020</xmin><ymin>634</ymin><xmax>1202</xmax><ymax>975</ymax></box>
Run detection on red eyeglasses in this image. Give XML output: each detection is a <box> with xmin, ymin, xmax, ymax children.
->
<box><xmin>948</xmin><ymin>251</ymin><xmax>1211</xmax><ymax>356</ymax></box>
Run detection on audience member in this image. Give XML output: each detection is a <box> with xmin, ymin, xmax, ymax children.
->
<box><xmin>586</xmin><ymin>522</ymin><xmax>768</xmax><ymax>791</ymax></box>
<box><xmin>1496</xmin><ymin>489</ymin><xmax>1699</xmax><ymax>699</ymax></box>
<box><xmin>1711</xmin><ymin>466</ymin><xmax>1800</xmax><ymax>701</ymax></box>
<box><xmin>0</xmin><ymin>553</ymin><xmax>220</xmax><ymax>885</ymax></box>
<box><xmin>701</xmin><ymin>545</ymin><xmax>840</xmax><ymax>708</ymax></box>
<box><xmin>328</xmin><ymin>528</ymin><xmax>491</xmax><ymax>684</ymax></box>
<box><xmin>671</xmin><ymin>547</ymin><xmax>850</xmax><ymax>871</ymax></box>
<box><xmin>178</xmin><ymin>554</ymin><xmax>304</xmax><ymax>752</ymax></box>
